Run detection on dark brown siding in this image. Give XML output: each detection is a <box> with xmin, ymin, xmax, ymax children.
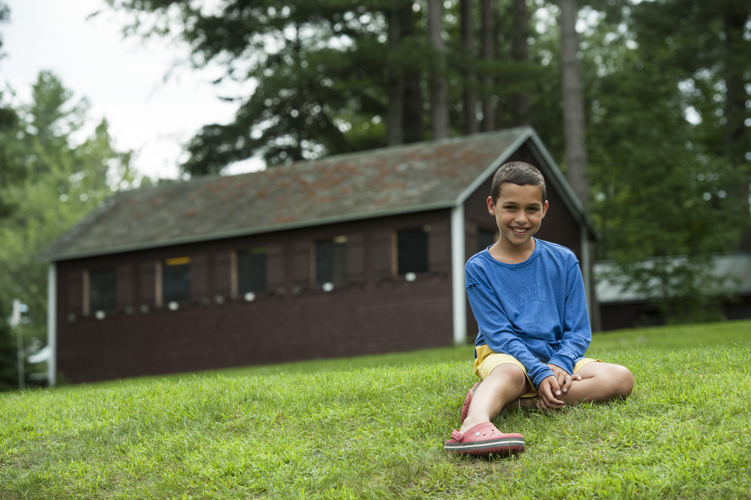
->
<box><xmin>66</xmin><ymin>270</ymin><xmax>83</xmax><ymax>317</ymax></box>
<box><xmin>140</xmin><ymin>262</ymin><xmax>156</xmax><ymax>307</ymax></box>
<box><xmin>56</xmin><ymin>210</ymin><xmax>454</xmax><ymax>383</ymax></box>
<box><xmin>214</xmin><ymin>251</ymin><xmax>232</xmax><ymax>297</ymax></box>
<box><xmin>462</xmin><ymin>140</ymin><xmax>584</xmax><ymax>342</ymax></box>
<box><xmin>116</xmin><ymin>264</ymin><xmax>134</xmax><ymax>310</ymax></box>
<box><xmin>191</xmin><ymin>253</ymin><xmax>208</xmax><ymax>302</ymax></box>
<box><xmin>347</xmin><ymin>233</ymin><xmax>365</xmax><ymax>284</ymax></box>
<box><xmin>429</xmin><ymin>219</ymin><xmax>451</xmax><ymax>275</ymax></box>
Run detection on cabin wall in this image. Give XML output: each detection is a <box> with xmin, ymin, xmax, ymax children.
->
<box><xmin>56</xmin><ymin>210</ymin><xmax>454</xmax><ymax>382</ymax></box>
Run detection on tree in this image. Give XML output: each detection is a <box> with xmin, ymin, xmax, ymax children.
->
<box><xmin>391</xmin><ymin>0</ymin><xmax>426</xmax><ymax>144</ymax></box>
<box><xmin>386</xmin><ymin>4</ymin><xmax>405</xmax><ymax>146</ymax></box>
<box><xmin>0</xmin><ymin>0</ymin><xmax>22</xmax><ymax>219</ymax></box>
<box><xmin>479</xmin><ymin>0</ymin><xmax>495</xmax><ymax>131</ymax></box>
<box><xmin>628</xmin><ymin>0</ymin><xmax>751</xmax><ymax>247</ymax></box>
<box><xmin>460</xmin><ymin>0</ymin><xmax>478</xmax><ymax>134</ymax></box>
<box><xmin>105</xmin><ymin>0</ymin><xmax>427</xmax><ymax>174</ymax></box>
<box><xmin>584</xmin><ymin>14</ymin><xmax>750</xmax><ymax>322</ymax></box>
<box><xmin>511</xmin><ymin>0</ymin><xmax>530</xmax><ymax>125</ymax></box>
<box><xmin>428</xmin><ymin>0</ymin><xmax>449</xmax><ymax>139</ymax></box>
<box><xmin>559</xmin><ymin>0</ymin><xmax>588</xmax><ymax>206</ymax></box>
<box><xmin>0</xmin><ymin>72</ymin><xmax>138</xmax><ymax>386</ymax></box>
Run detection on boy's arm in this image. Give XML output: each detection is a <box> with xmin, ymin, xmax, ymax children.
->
<box><xmin>546</xmin><ymin>261</ymin><xmax>592</xmax><ymax>375</ymax></box>
<box><xmin>467</xmin><ymin>280</ymin><xmax>556</xmax><ymax>389</ymax></box>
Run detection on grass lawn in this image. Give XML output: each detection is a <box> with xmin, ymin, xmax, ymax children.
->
<box><xmin>2</xmin><ymin>320</ymin><xmax>751</xmax><ymax>499</ymax></box>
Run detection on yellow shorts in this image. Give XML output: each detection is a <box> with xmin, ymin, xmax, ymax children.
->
<box><xmin>473</xmin><ymin>344</ymin><xmax>600</xmax><ymax>398</ymax></box>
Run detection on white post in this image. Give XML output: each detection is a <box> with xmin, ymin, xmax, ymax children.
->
<box><xmin>47</xmin><ymin>264</ymin><xmax>57</xmax><ymax>387</ymax></box>
<box><xmin>451</xmin><ymin>205</ymin><xmax>467</xmax><ymax>345</ymax></box>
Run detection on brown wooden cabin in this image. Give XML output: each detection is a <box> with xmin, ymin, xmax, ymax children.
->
<box><xmin>40</xmin><ymin>127</ymin><xmax>597</xmax><ymax>384</ymax></box>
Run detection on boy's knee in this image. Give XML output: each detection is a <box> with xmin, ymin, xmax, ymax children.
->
<box><xmin>610</xmin><ymin>364</ymin><xmax>634</xmax><ymax>399</ymax></box>
<box><xmin>488</xmin><ymin>363</ymin><xmax>527</xmax><ymax>388</ymax></box>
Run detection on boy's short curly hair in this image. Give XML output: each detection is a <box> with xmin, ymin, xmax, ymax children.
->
<box><xmin>490</xmin><ymin>161</ymin><xmax>547</xmax><ymax>203</ymax></box>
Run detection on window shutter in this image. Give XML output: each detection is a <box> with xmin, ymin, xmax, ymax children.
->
<box><xmin>140</xmin><ymin>261</ymin><xmax>156</xmax><ymax>305</ymax></box>
<box><xmin>429</xmin><ymin>220</ymin><xmax>451</xmax><ymax>274</ymax></box>
<box><xmin>346</xmin><ymin>233</ymin><xmax>365</xmax><ymax>284</ymax></box>
<box><xmin>191</xmin><ymin>254</ymin><xmax>207</xmax><ymax>301</ymax></box>
<box><xmin>116</xmin><ymin>264</ymin><xmax>133</xmax><ymax>309</ymax></box>
<box><xmin>291</xmin><ymin>241</ymin><xmax>311</xmax><ymax>289</ymax></box>
<box><xmin>266</xmin><ymin>244</ymin><xmax>285</xmax><ymax>293</ymax></box>
<box><xmin>371</xmin><ymin>230</ymin><xmax>393</xmax><ymax>282</ymax></box>
<box><xmin>67</xmin><ymin>270</ymin><xmax>83</xmax><ymax>315</ymax></box>
<box><xmin>214</xmin><ymin>251</ymin><xmax>232</xmax><ymax>297</ymax></box>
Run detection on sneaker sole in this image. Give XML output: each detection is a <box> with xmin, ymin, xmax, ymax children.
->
<box><xmin>444</xmin><ymin>437</ymin><xmax>525</xmax><ymax>455</ymax></box>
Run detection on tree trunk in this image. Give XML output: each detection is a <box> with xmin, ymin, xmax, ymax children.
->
<box><xmin>560</xmin><ymin>0</ymin><xmax>600</xmax><ymax>331</ymax></box>
<box><xmin>722</xmin><ymin>5</ymin><xmax>750</xmax><ymax>249</ymax></box>
<box><xmin>559</xmin><ymin>0</ymin><xmax>587</xmax><ymax>205</ymax></box>
<box><xmin>428</xmin><ymin>0</ymin><xmax>449</xmax><ymax>140</ymax></box>
<box><xmin>387</xmin><ymin>7</ymin><xmax>404</xmax><ymax>146</ymax></box>
<box><xmin>722</xmin><ymin>6</ymin><xmax>747</xmax><ymax>164</ymax></box>
<box><xmin>461</xmin><ymin>0</ymin><xmax>478</xmax><ymax>135</ymax></box>
<box><xmin>399</xmin><ymin>2</ymin><xmax>425</xmax><ymax>143</ymax></box>
<box><xmin>512</xmin><ymin>0</ymin><xmax>530</xmax><ymax>126</ymax></box>
<box><xmin>480</xmin><ymin>0</ymin><xmax>494</xmax><ymax>132</ymax></box>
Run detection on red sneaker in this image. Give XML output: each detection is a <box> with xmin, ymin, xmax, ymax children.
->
<box><xmin>443</xmin><ymin>422</ymin><xmax>525</xmax><ymax>456</ymax></box>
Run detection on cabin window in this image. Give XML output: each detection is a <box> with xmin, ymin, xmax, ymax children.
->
<box><xmin>89</xmin><ymin>268</ymin><xmax>116</xmax><ymax>312</ymax></box>
<box><xmin>315</xmin><ymin>236</ymin><xmax>347</xmax><ymax>286</ymax></box>
<box><xmin>477</xmin><ymin>228</ymin><xmax>497</xmax><ymax>252</ymax></box>
<box><xmin>162</xmin><ymin>256</ymin><xmax>191</xmax><ymax>303</ymax></box>
<box><xmin>237</xmin><ymin>247</ymin><xmax>267</xmax><ymax>294</ymax></box>
<box><xmin>397</xmin><ymin>227</ymin><xmax>429</xmax><ymax>275</ymax></box>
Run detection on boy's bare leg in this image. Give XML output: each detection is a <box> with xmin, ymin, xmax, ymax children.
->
<box><xmin>499</xmin><ymin>363</ymin><xmax>634</xmax><ymax>412</ymax></box>
<box><xmin>459</xmin><ymin>363</ymin><xmax>529</xmax><ymax>434</ymax></box>
<box><xmin>557</xmin><ymin>362</ymin><xmax>634</xmax><ymax>405</ymax></box>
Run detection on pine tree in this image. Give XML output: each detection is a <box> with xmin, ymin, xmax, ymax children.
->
<box><xmin>0</xmin><ymin>72</ymin><xmax>138</xmax><ymax>383</ymax></box>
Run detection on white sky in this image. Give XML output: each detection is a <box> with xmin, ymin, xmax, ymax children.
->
<box><xmin>1</xmin><ymin>0</ymin><xmax>263</xmax><ymax>180</ymax></box>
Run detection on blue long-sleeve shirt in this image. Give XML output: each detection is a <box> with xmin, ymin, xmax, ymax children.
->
<box><xmin>466</xmin><ymin>238</ymin><xmax>591</xmax><ymax>389</ymax></box>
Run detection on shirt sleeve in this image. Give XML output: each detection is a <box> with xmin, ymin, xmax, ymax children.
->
<box><xmin>466</xmin><ymin>266</ymin><xmax>556</xmax><ymax>389</ymax></box>
<box><xmin>546</xmin><ymin>261</ymin><xmax>592</xmax><ymax>374</ymax></box>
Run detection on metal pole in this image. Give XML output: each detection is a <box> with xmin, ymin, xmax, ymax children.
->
<box><xmin>16</xmin><ymin>324</ymin><xmax>24</xmax><ymax>390</ymax></box>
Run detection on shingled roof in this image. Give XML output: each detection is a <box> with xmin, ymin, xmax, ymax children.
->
<box><xmin>41</xmin><ymin>127</ymin><xmax>593</xmax><ymax>261</ymax></box>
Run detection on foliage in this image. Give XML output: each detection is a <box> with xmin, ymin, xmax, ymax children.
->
<box><xmin>104</xmin><ymin>0</ymin><xmax>558</xmax><ymax>174</ymax></box>
<box><xmin>103</xmin><ymin>0</ymin><xmax>401</xmax><ymax>172</ymax></box>
<box><xmin>1</xmin><ymin>321</ymin><xmax>750</xmax><ymax>498</ymax></box>
<box><xmin>582</xmin><ymin>7</ymin><xmax>751</xmax><ymax>321</ymax></box>
<box><xmin>0</xmin><ymin>0</ymin><xmax>22</xmax><ymax>219</ymax></box>
<box><xmin>0</xmin><ymin>72</ymin><xmax>139</xmax><ymax>386</ymax></box>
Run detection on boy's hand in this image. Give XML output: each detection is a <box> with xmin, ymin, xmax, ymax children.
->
<box><xmin>547</xmin><ymin>363</ymin><xmax>582</xmax><ymax>395</ymax></box>
<box><xmin>536</xmin><ymin>365</ymin><xmax>582</xmax><ymax>411</ymax></box>
<box><xmin>536</xmin><ymin>376</ymin><xmax>565</xmax><ymax>411</ymax></box>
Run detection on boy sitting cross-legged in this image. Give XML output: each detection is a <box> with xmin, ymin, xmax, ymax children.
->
<box><xmin>444</xmin><ymin>162</ymin><xmax>634</xmax><ymax>457</ymax></box>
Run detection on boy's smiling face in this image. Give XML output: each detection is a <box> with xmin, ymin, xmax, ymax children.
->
<box><xmin>487</xmin><ymin>182</ymin><xmax>548</xmax><ymax>255</ymax></box>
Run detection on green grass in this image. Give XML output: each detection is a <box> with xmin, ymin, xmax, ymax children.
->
<box><xmin>2</xmin><ymin>320</ymin><xmax>751</xmax><ymax>499</ymax></box>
